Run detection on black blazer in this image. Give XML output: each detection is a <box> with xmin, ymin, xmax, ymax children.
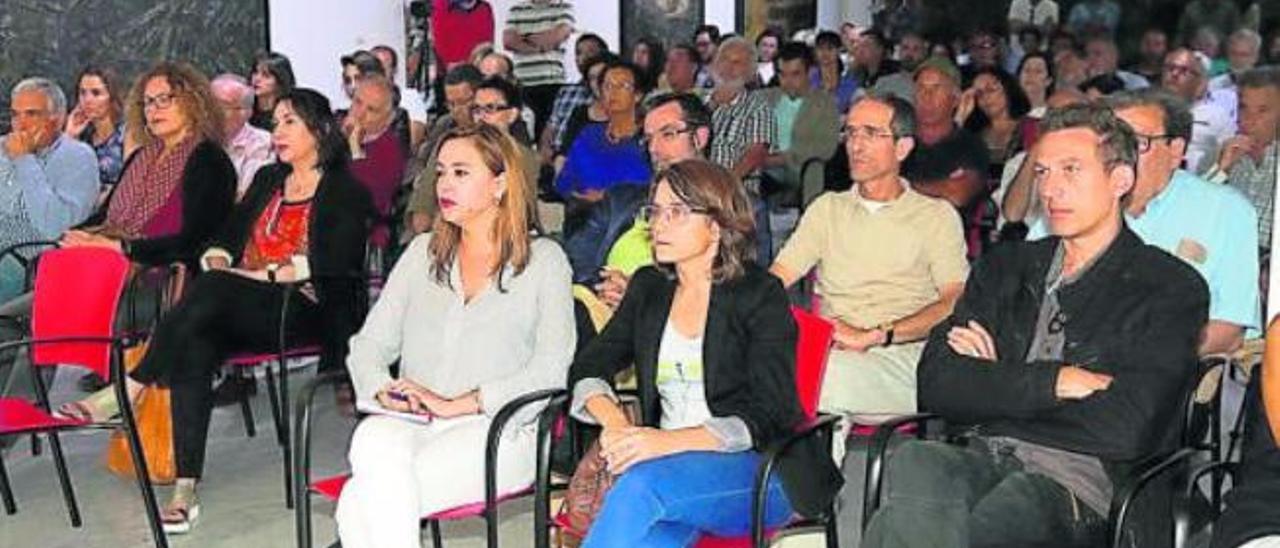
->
<box><xmin>84</xmin><ymin>140</ymin><xmax>238</xmax><ymax>268</ymax></box>
<box><xmin>568</xmin><ymin>264</ymin><xmax>843</xmax><ymax>517</ymax></box>
<box><xmin>207</xmin><ymin>162</ymin><xmax>374</xmax><ymax>373</ymax></box>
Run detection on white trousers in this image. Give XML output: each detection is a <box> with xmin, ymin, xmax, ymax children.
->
<box><xmin>335</xmin><ymin>414</ymin><xmax>537</xmax><ymax>548</ymax></box>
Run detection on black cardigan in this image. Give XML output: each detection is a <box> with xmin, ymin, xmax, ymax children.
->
<box><xmin>84</xmin><ymin>140</ymin><xmax>237</xmax><ymax>268</ymax></box>
<box><xmin>568</xmin><ymin>264</ymin><xmax>843</xmax><ymax>517</ymax></box>
<box><xmin>919</xmin><ymin>227</ymin><xmax>1208</xmax><ymax>547</ymax></box>
<box><xmin>208</xmin><ymin>162</ymin><xmax>374</xmax><ymax>373</ymax></box>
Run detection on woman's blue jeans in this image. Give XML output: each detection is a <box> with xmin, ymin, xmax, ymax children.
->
<box><xmin>583</xmin><ymin>450</ymin><xmax>793</xmax><ymax>548</ymax></box>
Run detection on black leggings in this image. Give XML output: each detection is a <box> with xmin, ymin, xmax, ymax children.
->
<box><xmin>130</xmin><ymin>271</ymin><xmax>320</xmax><ymax>479</ymax></box>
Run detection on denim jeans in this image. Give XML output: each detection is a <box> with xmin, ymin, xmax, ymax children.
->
<box><xmin>583</xmin><ymin>451</ymin><xmax>793</xmax><ymax>547</ymax></box>
<box><xmin>751</xmin><ymin>194</ymin><xmax>773</xmax><ymax>266</ymax></box>
<box><xmin>861</xmin><ymin>439</ymin><xmax>1104</xmax><ymax>548</ymax></box>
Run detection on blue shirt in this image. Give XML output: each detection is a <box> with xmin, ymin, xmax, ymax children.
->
<box><xmin>554</xmin><ymin>124</ymin><xmax>651</xmax><ymax>198</ymax></box>
<box><xmin>0</xmin><ymin>134</ymin><xmax>100</xmax><ymax>247</ymax></box>
<box><xmin>1029</xmin><ymin>170</ymin><xmax>1260</xmax><ymax>333</ymax></box>
<box><xmin>810</xmin><ymin>68</ymin><xmax>859</xmax><ymax>115</ymax></box>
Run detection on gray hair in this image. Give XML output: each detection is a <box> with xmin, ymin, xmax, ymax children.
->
<box><xmin>850</xmin><ymin>92</ymin><xmax>917</xmax><ymax>138</ymax></box>
<box><xmin>1228</xmin><ymin>28</ymin><xmax>1263</xmax><ymax>53</ymax></box>
<box><xmin>1040</xmin><ymin>103</ymin><xmax>1138</xmax><ymax>173</ymax></box>
<box><xmin>1105</xmin><ymin>88</ymin><xmax>1194</xmax><ymax>144</ymax></box>
<box><xmin>12</xmin><ymin>77</ymin><xmax>68</xmax><ymax>117</ymax></box>
<box><xmin>211</xmin><ymin>73</ymin><xmax>253</xmax><ymax>110</ymax></box>
<box><xmin>715</xmin><ymin>36</ymin><xmax>757</xmax><ymax>65</ymax></box>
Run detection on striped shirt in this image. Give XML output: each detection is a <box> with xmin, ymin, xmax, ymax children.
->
<box><xmin>505</xmin><ymin>1</ymin><xmax>575</xmax><ymax>87</ymax></box>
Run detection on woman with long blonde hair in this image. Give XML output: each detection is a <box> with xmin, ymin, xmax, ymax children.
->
<box><xmin>336</xmin><ymin>124</ymin><xmax>575</xmax><ymax>548</ymax></box>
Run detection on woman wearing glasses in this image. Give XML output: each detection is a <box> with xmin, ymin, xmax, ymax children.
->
<box><xmin>62</xmin><ymin>61</ymin><xmax>237</xmax><ymax>272</ymax></box>
<box><xmin>568</xmin><ymin>160</ymin><xmax>840</xmax><ymax>545</ymax></box>
<box><xmin>554</xmin><ymin>60</ymin><xmax>652</xmax><ymax>208</ymax></box>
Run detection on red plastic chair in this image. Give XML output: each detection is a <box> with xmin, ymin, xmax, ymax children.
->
<box><xmin>291</xmin><ymin>367</ymin><xmax>567</xmax><ymax>548</ymax></box>
<box><xmin>0</xmin><ymin>247</ymin><xmax>168</xmax><ymax>547</ymax></box>
<box><xmin>541</xmin><ymin>306</ymin><xmax>838</xmax><ymax>548</ymax></box>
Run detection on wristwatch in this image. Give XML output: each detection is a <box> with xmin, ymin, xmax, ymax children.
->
<box><xmin>879</xmin><ymin>322</ymin><xmax>895</xmax><ymax>347</ymax></box>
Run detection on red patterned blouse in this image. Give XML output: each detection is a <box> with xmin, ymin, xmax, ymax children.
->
<box><xmin>241</xmin><ymin>192</ymin><xmax>313</xmax><ymax>271</ymax></box>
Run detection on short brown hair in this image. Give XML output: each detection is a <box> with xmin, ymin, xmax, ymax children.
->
<box><xmin>125</xmin><ymin>62</ymin><xmax>224</xmax><ymax>148</ymax></box>
<box><xmin>650</xmin><ymin>160</ymin><xmax>756</xmax><ymax>282</ymax></box>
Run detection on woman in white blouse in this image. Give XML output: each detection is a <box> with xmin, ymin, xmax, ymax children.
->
<box><xmin>335</xmin><ymin>124</ymin><xmax>575</xmax><ymax>548</ymax></box>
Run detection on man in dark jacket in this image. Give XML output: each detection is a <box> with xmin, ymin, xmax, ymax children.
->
<box><xmin>862</xmin><ymin>103</ymin><xmax>1210</xmax><ymax>548</ymax></box>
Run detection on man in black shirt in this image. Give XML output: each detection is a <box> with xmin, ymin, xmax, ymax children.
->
<box><xmin>903</xmin><ymin>56</ymin><xmax>990</xmax><ymax>256</ymax></box>
<box><xmin>863</xmin><ymin>103</ymin><xmax>1209</xmax><ymax>548</ymax></box>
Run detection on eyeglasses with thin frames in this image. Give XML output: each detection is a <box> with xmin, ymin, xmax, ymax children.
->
<box><xmin>638</xmin><ymin>203</ymin><xmax>709</xmax><ymax>225</ymax></box>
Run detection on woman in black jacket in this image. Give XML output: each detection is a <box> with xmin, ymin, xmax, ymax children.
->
<box><xmin>568</xmin><ymin>160</ymin><xmax>840</xmax><ymax>546</ymax></box>
<box><xmin>60</xmin><ymin>88</ymin><xmax>372</xmax><ymax>534</ymax></box>
<box><xmin>62</xmin><ymin>61</ymin><xmax>236</xmax><ymax>270</ymax></box>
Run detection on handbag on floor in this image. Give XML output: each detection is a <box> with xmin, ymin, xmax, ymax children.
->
<box><xmin>104</xmin><ymin>340</ymin><xmax>176</xmax><ymax>485</ymax></box>
<box><xmin>555</xmin><ymin>400</ymin><xmax>640</xmax><ymax>547</ymax></box>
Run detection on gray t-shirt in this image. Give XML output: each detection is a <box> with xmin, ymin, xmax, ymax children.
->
<box><xmin>993</xmin><ymin>243</ymin><xmax>1113</xmax><ymax>517</ymax></box>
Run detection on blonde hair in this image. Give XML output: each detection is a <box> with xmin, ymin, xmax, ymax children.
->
<box><xmin>125</xmin><ymin>62</ymin><xmax>225</xmax><ymax>148</ymax></box>
<box><xmin>428</xmin><ymin>124</ymin><xmax>535</xmax><ymax>289</ymax></box>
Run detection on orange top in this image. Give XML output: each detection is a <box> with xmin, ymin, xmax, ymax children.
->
<box><xmin>241</xmin><ymin>192</ymin><xmax>312</xmax><ymax>271</ymax></box>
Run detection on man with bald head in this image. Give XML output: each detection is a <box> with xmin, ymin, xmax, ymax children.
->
<box><xmin>346</xmin><ymin>75</ymin><xmax>406</xmax><ymax>248</ymax></box>
<box><xmin>1084</xmin><ymin>36</ymin><xmax>1149</xmax><ymax>90</ymax></box>
<box><xmin>211</xmin><ymin>74</ymin><xmax>272</xmax><ymax>199</ymax></box>
<box><xmin>1162</xmin><ymin>48</ymin><xmax>1234</xmax><ymax>174</ymax></box>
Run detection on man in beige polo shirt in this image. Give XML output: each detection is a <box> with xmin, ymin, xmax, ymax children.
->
<box><xmin>771</xmin><ymin>93</ymin><xmax>969</xmax><ymax>419</ymax></box>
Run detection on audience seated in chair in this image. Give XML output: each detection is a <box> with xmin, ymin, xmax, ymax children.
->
<box><xmin>335</xmin><ymin>124</ymin><xmax>574</xmax><ymax>548</ymax></box>
<box><xmin>59</xmin><ymin>88</ymin><xmax>372</xmax><ymax>534</ymax></box>
<box><xmin>211</xmin><ymin>74</ymin><xmax>274</xmax><ymax>200</ymax></box>
<box><xmin>0</xmin><ymin>77</ymin><xmax>100</xmax><ymax>301</ymax></box>
<box><xmin>772</xmin><ymin>93</ymin><xmax>968</xmax><ymax>422</ymax></box>
<box><xmin>862</xmin><ymin>103</ymin><xmax>1209</xmax><ymax>548</ymax></box>
<box><xmin>567</xmin><ymin>160</ymin><xmax>841</xmax><ymax>545</ymax></box>
<box><xmin>554</xmin><ymin>60</ymin><xmax>651</xmax><ymax>230</ymax></box>
<box><xmin>65</xmin><ymin>66</ymin><xmax>128</xmax><ymax>197</ymax></box>
<box><xmin>1161</xmin><ymin>48</ymin><xmax>1235</xmax><ymax>175</ymax></box>
<box><xmin>1027</xmin><ymin>88</ymin><xmax>1260</xmax><ymax>356</ymax></box>
<box><xmin>760</xmin><ymin>41</ymin><xmax>841</xmax><ymax>211</ymax></box>
<box><xmin>343</xmin><ymin>75</ymin><xmax>406</xmax><ymax>249</ymax></box>
<box><xmin>707</xmin><ymin>37</ymin><xmax>776</xmax><ymax>263</ymax></box>
<box><xmin>1203</xmin><ymin>66</ymin><xmax>1279</xmax><ymax>256</ymax></box>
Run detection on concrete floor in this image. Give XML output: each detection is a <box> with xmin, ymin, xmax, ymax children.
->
<box><xmin>0</xmin><ymin>364</ymin><xmax>829</xmax><ymax>548</ymax></box>
<box><xmin>0</xmin><ymin>364</ymin><xmax>542</xmax><ymax>548</ymax></box>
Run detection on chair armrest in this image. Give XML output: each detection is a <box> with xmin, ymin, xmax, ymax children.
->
<box><xmin>1173</xmin><ymin>460</ymin><xmax>1239</xmax><ymax>548</ymax></box>
<box><xmin>1107</xmin><ymin>447</ymin><xmax>1200</xmax><ymax>548</ymax></box>
<box><xmin>483</xmin><ymin>388</ymin><xmax>567</xmax><ymax>545</ymax></box>
<box><xmin>751</xmin><ymin>413</ymin><xmax>842</xmax><ymax>545</ymax></box>
<box><xmin>798</xmin><ymin>157</ymin><xmax>828</xmax><ymax>209</ymax></box>
<box><xmin>534</xmin><ymin>392</ymin><xmax>571</xmax><ymax>548</ymax></box>
<box><xmin>863</xmin><ymin>412</ymin><xmax>941</xmax><ymax>528</ymax></box>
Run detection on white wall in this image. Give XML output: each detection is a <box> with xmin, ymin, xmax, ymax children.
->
<box><xmin>269</xmin><ymin>0</ymin><xmax>407</xmax><ymax>109</ymax></box>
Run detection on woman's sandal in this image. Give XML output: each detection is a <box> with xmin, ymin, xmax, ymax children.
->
<box><xmin>161</xmin><ymin>483</ymin><xmax>200</xmax><ymax>534</ymax></box>
<box><xmin>54</xmin><ymin>387</ymin><xmax>121</xmax><ymax>423</ymax></box>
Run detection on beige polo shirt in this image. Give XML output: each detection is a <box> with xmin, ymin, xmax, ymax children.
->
<box><xmin>775</xmin><ymin>182</ymin><xmax>969</xmax><ymax>329</ymax></box>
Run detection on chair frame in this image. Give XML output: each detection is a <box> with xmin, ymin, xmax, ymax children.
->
<box><xmin>0</xmin><ymin>246</ymin><xmax>168</xmax><ymax>547</ymax></box>
<box><xmin>862</xmin><ymin>358</ymin><xmax>1223</xmax><ymax>548</ymax></box>
<box><xmin>292</xmin><ymin>368</ymin><xmax>566</xmax><ymax>548</ymax></box>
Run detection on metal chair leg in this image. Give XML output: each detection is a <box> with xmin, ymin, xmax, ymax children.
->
<box><xmin>45</xmin><ymin>431</ymin><xmax>82</xmax><ymax>527</ymax></box>
<box><xmin>279</xmin><ymin>359</ymin><xmax>294</xmax><ymax>509</ymax></box>
<box><xmin>263</xmin><ymin>364</ymin><xmax>285</xmax><ymax>446</ymax></box>
<box><xmin>429</xmin><ymin>519</ymin><xmax>443</xmax><ymax>548</ymax></box>
<box><xmin>239</xmin><ymin>387</ymin><xmax>257</xmax><ymax>438</ymax></box>
<box><xmin>0</xmin><ymin>454</ymin><xmax>16</xmax><ymax>514</ymax></box>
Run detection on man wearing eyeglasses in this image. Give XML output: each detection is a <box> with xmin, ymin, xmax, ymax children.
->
<box><xmin>1162</xmin><ymin>48</ymin><xmax>1235</xmax><ymax>175</ymax></box>
<box><xmin>772</xmin><ymin>92</ymin><xmax>968</xmax><ymax>423</ymax></box>
<box><xmin>211</xmin><ymin>74</ymin><xmax>273</xmax><ymax>200</ymax></box>
<box><xmin>1029</xmin><ymin>89</ymin><xmax>1260</xmax><ymax>357</ymax></box>
<box><xmin>0</xmin><ymin>78</ymin><xmax>99</xmax><ymax>302</ymax></box>
<box><xmin>863</xmin><ymin>102</ymin><xmax>1208</xmax><ymax>548</ymax></box>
